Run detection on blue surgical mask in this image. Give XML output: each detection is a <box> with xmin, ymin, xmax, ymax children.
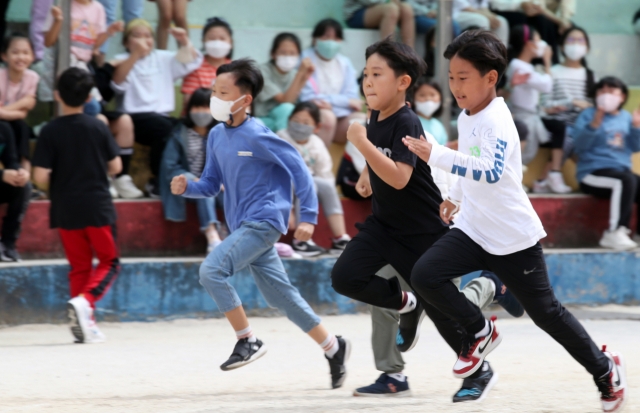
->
<box><xmin>315</xmin><ymin>39</ymin><xmax>341</xmax><ymax>60</ymax></box>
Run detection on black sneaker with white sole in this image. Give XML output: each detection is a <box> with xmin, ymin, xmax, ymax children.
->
<box><xmin>452</xmin><ymin>361</ymin><xmax>498</xmax><ymax>403</ymax></box>
<box><xmin>220</xmin><ymin>338</ymin><xmax>268</xmax><ymax>371</ymax></box>
<box><xmin>326</xmin><ymin>335</ymin><xmax>351</xmax><ymax>389</ymax></box>
<box><xmin>396</xmin><ymin>300</ymin><xmax>425</xmax><ymax>353</ymax></box>
<box><xmin>330</xmin><ymin>236</ymin><xmax>351</xmax><ymax>254</ymax></box>
<box><xmin>292</xmin><ymin>239</ymin><xmax>325</xmax><ymax>257</ymax></box>
<box><xmin>0</xmin><ymin>244</ymin><xmax>21</xmax><ymax>262</ymax></box>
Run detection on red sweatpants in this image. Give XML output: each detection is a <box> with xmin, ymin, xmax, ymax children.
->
<box><xmin>59</xmin><ymin>225</ymin><xmax>120</xmax><ymax>308</ymax></box>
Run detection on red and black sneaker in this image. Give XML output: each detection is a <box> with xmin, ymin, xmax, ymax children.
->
<box><xmin>595</xmin><ymin>345</ymin><xmax>627</xmax><ymax>412</ymax></box>
<box><xmin>453</xmin><ymin>316</ymin><xmax>502</xmax><ymax>379</ymax></box>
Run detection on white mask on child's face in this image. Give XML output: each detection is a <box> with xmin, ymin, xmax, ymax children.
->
<box><xmin>596</xmin><ymin>93</ymin><xmax>623</xmax><ymax>113</ymax></box>
<box><xmin>415</xmin><ymin>100</ymin><xmax>441</xmax><ymax>118</ymax></box>
<box><xmin>563</xmin><ymin>44</ymin><xmax>587</xmax><ymax>61</ymax></box>
<box><xmin>209</xmin><ymin>95</ymin><xmax>246</xmax><ymax>121</ymax></box>
<box><xmin>205</xmin><ymin>40</ymin><xmax>231</xmax><ymax>58</ymax></box>
<box><xmin>535</xmin><ymin>40</ymin><xmax>547</xmax><ymax>58</ymax></box>
<box><xmin>275</xmin><ymin>55</ymin><xmax>299</xmax><ymax>73</ymax></box>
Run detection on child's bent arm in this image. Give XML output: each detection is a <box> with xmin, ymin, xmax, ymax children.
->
<box><xmin>112</xmin><ymin>54</ymin><xmax>139</xmax><ymax>86</ymax></box>
<box><xmin>526</xmin><ymin>72</ymin><xmax>553</xmax><ymax>93</ymax></box>
<box><xmin>357</xmin><ymin>139</ymin><xmax>413</xmax><ymax>189</ymax></box>
<box><xmin>183</xmin><ymin>140</ymin><xmax>222</xmax><ymax>198</ymax></box>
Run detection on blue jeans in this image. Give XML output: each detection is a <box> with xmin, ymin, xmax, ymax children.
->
<box><xmin>415</xmin><ymin>15</ymin><xmax>461</xmax><ymax>36</ymax></box>
<box><xmin>191</xmin><ymin>192</ymin><xmax>223</xmax><ymax>231</ymax></box>
<box><xmin>98</xmin><ymin>0</ymin><xmax>144</xmax><ymax>54</ymax></box>
<box><xmin>199</xmin><ymin>221</ymin><xmax>321</xmax><ymax>332</ymax></box>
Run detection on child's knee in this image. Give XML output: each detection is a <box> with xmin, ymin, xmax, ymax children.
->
<box><xmin>198</xmin><ymin>261</ymin><xmax>230</xmax><ymax>285</ymax></box>
<box><xmin>330</xmin><ymin>260</ymin><xmax>352</xmax><ymax>294</ymax></box>
<box><xmin>383</xmin><ymin>2</ymin><xmax>401</xmax><ymax>20</ymax></box>
<box><xmin>320</xmin><ymin>109</ymin><xmax>337</xmax><ymax>129</ymax></box>
<box><xmin>399</xmin><ymin>2</ymin><xmax>414</xmax><ymax>18</ymax></box>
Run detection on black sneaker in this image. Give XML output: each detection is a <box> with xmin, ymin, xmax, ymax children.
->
<box><xmin>0</xmin><ymin>244</ymin><xmax>22</xmax><ymax>262</ymax></box>
<box><xmin>292</xmin><ymin>239</ymin><xmax>325</xmax><ymax>257</ymax></box>
<box><xmin>330</xmin><ymin>235</ymin><xmax>351</xmax><ymax>254</ymax></box>
<box><xmin>452</xmin><ymin>361</ymin><xmax>498</xmax><ymax>403</ymax></box>
<box><xmin>326</xmin><ymin>335</ymin><xmax>351</xmax><ymax>389</ymax></box>
<box><xmin>219</xmin><ymin>338</ymin><xmax>268</xmax><ymax>371</ymax></box>
<box><xmin>353</xmin><ymin>373</ymin><xmax>411</xmax><ymax>397</ymax></box>
<box><xmin>396</xmin><ymin>298</ymin><xmax>425</xmax><ymax>353</ymax></box>
<box><xmin>480</xmin><ymin>271</ymin><xmax>524</xmax><ymax>317</ymax></box>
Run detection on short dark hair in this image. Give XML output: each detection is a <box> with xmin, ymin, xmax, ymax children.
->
<box><xmin>56</xmin><ymin>67</ymin><xmax>94</xmax><ymax>107</ymax></box>
<box><xmin>595</xmin><ymin>76</ymin><xmax>629</xmax><ymax>109</ymax></box>
<box><xmin>508</xmin><ymin>24</ymin><xmax>536</xmax><ymax>61</ymax></box>
<box><xmin>270</xmin><ymin>32</ymin><xmax>301</xmax><ymax>60</ymax></box>
<box><xmin>216</xmin><ymin>58</ymin><xmax>264</xmax><ymax>98</ymax></box>
<box><xmin>202</xmin><ymin>16</ymin><xmax>233</xmax><ymax>59</ymax></box>
<box><xmin>444</xmin><ymin>30</ymin><xmax>508</xmax><ymax>83</ymax></box>
<box><xmin>412</xmin><ymin>76</ymin><xmax>443</xmax><ymax>118</ymax></box>
<box><xmin>312</xmin><ymin>18</ymin><xmax>343</xmax><ymax>40</ymax></box>
<box><xmin>183</xmin><ymin>87</ymin><xmax>217</xmax><ymax>129</ymax></box>
<box><xmin>365</xmin><ymin>37</ymin><xmax>427</xmax><ymax>89</ymax></box>
<box><xmin>289</xmin><ymin>101</ymin><xmax>321</xmax><ymax>125</ymax></box>
<box><xmin>2</xmin><ymin>32</ymin><xmax>33</xmax><ymax>55</ymax></box>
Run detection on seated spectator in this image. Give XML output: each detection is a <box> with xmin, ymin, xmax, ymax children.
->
<box><xmin>406</xmin><ymin>0</ymin><xmax>461</xmax><ymax>36</ymax></box>
<box><xmin>150</xmin><ymin>0</ymin><xmax>189</xmax><ymax>50</ymax></box>
<box><xmin>96</xmin><ymin>0</ymin><xmax>144</xmax><ymax>66</ymax></box>
<box><xmin>491</xmin><ymin>0</ymin><xmax>576</xmax><ymax>63</ymax></box>
<box><xmin>454</xmin><ymin>0</ymin><xmax>509</xmax><ymax>45</ymax></box>
<box><xmin>542</xmin><ymin>26</ymin><xmax>595</xmax><ymax>157</ymax></box>
<box><xmin>160</xmin><ymin>88</ymin><xmax>224</xmax><ymax>253</ymax></box>
<box><xmin>344</xmin><ymin>0</ymin><xmax>415</xmax><ymax>47</ymax></box>
<box><xmin>182</xmin><ymin>17</ymin><xmax>233</xmax><ymax>107</ymax></box>
<box><xmin>573</xmin><ymin>77</ymin><xmax>640</xmax><ymax>250</ymax></box>
<box><xmin>0</xmin><ymin>34</ymin><xmax>40</xmax><ymax>174</ymax></box>
<box><xmin>277</xmin><ymin>102</ymin><xmax>352</xmax><ymax>255</ymax></box>
<box><xmin>410</xmin><ymin>77</ymin><xmax>448</xmax><ymax>145</ymax></box>
<box><xmin>111</xmin><ymin>19</ymin><xmax>203</xmax><ymax>197</ymax></box>
<box><xmin>506</xmin><ymin>24</ymin><xmax>571</xmax><ymax>193</ymax></box>
<box><xmin>255</xmin><ymin>32</ymin><xmax>314</xmax><ymax>132</ymax></box>
<box><xmin>0</xmin><ymin>121</ymin><xmax>31</xmax><ymax>262</ymax></box>
<box><xmin>300</xmin><ymin>19</ymin><xmax>366</xmax><ymax>146</ymax></box>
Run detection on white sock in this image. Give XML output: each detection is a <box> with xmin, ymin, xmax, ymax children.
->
<box><xmin>398</xmin><ymin>292</ymin><xmax>417</xmax><ymax>314</ymax></box>
<box><xmin>388</xmin><ymin>372</ymin><xmax>406</xmax><ymax>382</ymax></box>
<box><xmin>235</xmin><ymin>326</ymin><xmax>256</xmax><ymax>342</ymax></box>
<box><xmin>321</xmin><ymin>334</ymin><xmax>339</xmax><ymax>358</ymax></box>
<box><xmin>474</xmin><ymin>319</ymin><xmax>490</xmax><ymax>339</ymax></box>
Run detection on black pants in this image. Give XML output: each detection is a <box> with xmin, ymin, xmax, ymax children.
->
<box><xmin>580</xmin><ymin>168</ymin><xmax>640</xmax><ymax>232</ymax></box>
<box><xmin>541</xmin><ymin>118</ymin><xmax>566</xmax><ymax>149</ymax></box>
<box><xmin>494</xmin><ymin>11</ymin><xmax>560</xmax><ymax>64</ymax></box>
<box><xmin>411</xmin><ymin>228</ymin><xmax>610</xmax><ymax>378</ymax></box>
<box><xmin>336</xmin><ymin>157</ymin><xmax>365</xmax><ymax>201</ymax></box>
<box><xmin>0</xmin><ymin>181</ymin><xmax>31</xmax><ymax>249</ymax></box>
<box><xmin>331</xmin><ymin>215</ymin><xmax>448</xmax><ymax>309</ymax></box>
<box><xmin>129</xmin><ymin>113</ymin><xmax>178</xmax><ymax>177</ymax></box>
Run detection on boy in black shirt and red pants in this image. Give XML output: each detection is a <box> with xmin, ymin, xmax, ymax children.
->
<box><xmin>33</xmin><ymin>68</ymin><xmax>122</xmax><ymax>344</ymax></box>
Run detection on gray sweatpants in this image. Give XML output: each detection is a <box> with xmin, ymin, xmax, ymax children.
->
<box><xmin>314</xmin><ymin>176</ymin><xmax>343</xmax><ymax>216</ymax></box>
<box><xmin>371</xmin><ymin>265</ymin><xmax>494</xmax><ymax>374</ymax></box>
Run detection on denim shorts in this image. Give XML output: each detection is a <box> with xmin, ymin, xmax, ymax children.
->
<box><xmin>346</xmin><ymin>7</ymin><xmax>367</xmax><ymax>28</ymax></box>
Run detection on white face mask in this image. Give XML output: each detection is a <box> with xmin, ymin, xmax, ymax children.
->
<box><xmin>563</xmin><ymin>44</ymin><xmax>587</xmax><ymax>61</ymax></box>
<box><xmin>596</xmin><ymin>93</ymin><xmax>623</xmax><ymax>113</ymax></box>
<box><xmin>204</xmin><ymin>40</ymin><xmax>231</xmax><ymax>58</ymax></box>
<box><xmin>209</xmin><ymin>95</ymin><xmax>246</xmax><ymax>122</ymax></box>
<box><xmin>535</xmin><ymin>40</ymin><xmax>547</xmax><ymax>58</ymax></box>
<box><xmin>275</xmin><ymin>55</ymin><xmax>299</xmax><ymax>73</ymax></box>
<box><xmin>415</xmin><ymin>100</ymin><xmax>441</xmax><ymax>118</ymax></box>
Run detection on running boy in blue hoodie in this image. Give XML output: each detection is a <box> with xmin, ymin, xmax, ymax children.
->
<box><xmin>170</xmin><ymin>59</ymin><xmax>349</xmax><ymax>388</ymax></box>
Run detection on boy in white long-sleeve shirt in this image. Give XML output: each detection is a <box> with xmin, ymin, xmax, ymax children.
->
<box><xmin>403</xmin><ymin>30</ymin><xmax>626</xmax><ymax>412</ymax></box>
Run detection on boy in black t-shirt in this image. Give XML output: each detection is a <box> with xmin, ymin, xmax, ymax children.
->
<box><xmin>33</xmin><ymin>68</ymin><xmax>122</xmax><ymax>344</ymax></box>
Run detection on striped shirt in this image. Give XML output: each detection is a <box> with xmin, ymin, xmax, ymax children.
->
<box><xmin>181</xmin><ymin>58</ymin><xmax>231</xmax><ymax>95</ymax></box>
<box><xmin>542</xmin><ymin>64</ymin><xmax>594</xmax><ymax>125</ymax></box>
<box><xmin>186</xmin><ymin>128</ymin><xmax>206</xmax><ymax>177</ymax></box>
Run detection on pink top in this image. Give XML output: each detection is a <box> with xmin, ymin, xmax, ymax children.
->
<box><xmin>0</xmin><ymin>68</ymin><xmax>40</xmax><ymax>105</ymax></box>
<box><xmin>43</xmin><ymin>0</ymin><xmax>107</xmax><ymax>63</ymax></box>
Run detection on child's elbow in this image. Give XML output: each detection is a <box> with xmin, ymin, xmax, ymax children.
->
<box><xmin>390</xmin><ymin>176</ymin><xmax>410</xmax><ymax>190</ymax></box>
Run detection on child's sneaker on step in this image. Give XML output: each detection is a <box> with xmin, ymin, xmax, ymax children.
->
<box><xmin>220</xmin><ymin>338</ymin><xmax>267</xmax><ymax>371</ymax></box>
<box><xmin>330</xmin><ymin>234</ymin><xmax>351</xmax><ymax>254</ymax></box>
<box><xmin>599</xmin><ymin>227</ymin><xmax>637</xmax><ymax>250</ymax></box>
<box><xmin>548</xmin><ymin>171</ymin><xmax>572</xmax><ymax>194</ymax></box>
<box><xmin>532</xmin><ymin>179</ymin><xmax>550</xmax><ymax>194</ymax></box>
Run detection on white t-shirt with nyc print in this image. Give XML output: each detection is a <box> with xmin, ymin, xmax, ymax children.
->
<box><xmin>428</xmin><ymin>97</ymin><xmax>546</xmax><ymax>255</ymax></box>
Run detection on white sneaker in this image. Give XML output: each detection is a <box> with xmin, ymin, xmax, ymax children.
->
<box><xmin>114</xmin><ymin>175</ymin><xmax>144</xmax><ymax>199</ymax></box>
<box><xmin>599</xmin><ymin>227</ymin><xmax>638</xmax><ymax>250</ymax></box>
<box><xmin>532</xmin><ymin>179</ymin><xmax>550</xmax><ymax>194</ymax></box>
<box><xmin>85</xmin><ymin>317</ymin><xmax>106</xmax><ymax>343</ymax></box>
<box><xmin>67</xmin><ymin>296</ymin><xmax>106</xmax><ymax>343</ymax></box>
<box><xmin>596</xmin><ymin>346</ymin><xmax>627</xmax><ymax>413</ymax></box>
<box><xmin>108</xmin><ymin>177</ymin><xmax>119</xmax><ymax>199</ymax></box>
<box><xmin>547</xmin><ymin>171</ymin><xmax>572</xmax><ymax>194</ymax></box>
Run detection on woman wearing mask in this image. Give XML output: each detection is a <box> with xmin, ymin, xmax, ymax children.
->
<box><xmin>160</xmin><ymin>87</ymin><xmax>225</xmax><ymax>253</ymax></box>
<box><xmin>299</xmin><ymin>18</ymin><xmax>366</xmax><ymax>146</ymax></box>
<box><xmin>182</xmin><ymin>17</ymin><xmax>233</xmax><ymax>106</ymax></box>
<box><xmin>507</xmin><ymin>24</ymin><xmax>571</xmax><ymax>193</ymax></box>
<box><xmin>574</xmin><ymin>77</ymin><xmax>640</xmax><ymax>250</ymax></box>
<box><xmin>255</xmin><ymin>32</ymin><xmax>315</xmax><ymax>132</ymax></box>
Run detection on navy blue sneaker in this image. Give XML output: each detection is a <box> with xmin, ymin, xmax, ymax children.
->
<box><xmin>453</xmin><ymin>361</ymin><xmax>498</xmax><ymax>403</ymax></box>
<box><xmin>353</xmin><ymin>373</ymin><xmax>411</xmax><ymax>397</ymax></box>
<box><xmin>480</xmin><ymin>271</ymin><xmax>525</xmax><ymax>317</ymax></box>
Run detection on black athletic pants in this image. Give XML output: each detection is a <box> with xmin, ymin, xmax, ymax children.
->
<box><xmin>411</xmin><ymin>228</ymin><xmax>610</xmax><ymax>378</ymax></box>
<box><xmin>541</xmin><ymin>118</ymin><xmax>566</xmax><ymax>149</ymax></box>
<box><xmin>0</xmin><ymin>181</ymin><xmax>31</xmax><ymax>249</ymax></box>
<box><xmin>580</xmin><ymin>168</ymin><xmax>640</xmax><ymax>232</ymax></box>
<box><xmin>129</xmin><ymin>113</ymin><xmax>178</xmax><ymax>177</ymax></box>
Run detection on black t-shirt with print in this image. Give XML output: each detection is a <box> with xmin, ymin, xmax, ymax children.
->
<box><xmin>32</xmin><ymin>114</ymin><xmax>119</xmax><ymax>229</ymax></box>
<box><xmin>366</xmin><ymin>105</ymin><xmax>447</xmax><ymax>238</ymax></box>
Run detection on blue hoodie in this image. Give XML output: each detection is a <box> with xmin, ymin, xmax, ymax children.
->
<box><xmin>183</xmin><ymin>117</ymin><xmax>318</xmax><ymax>234</ymax></box>
<box><xmin>573</xmin><ymin>107</ymin><xmax>640</xmax><ymax>182</ymax></box>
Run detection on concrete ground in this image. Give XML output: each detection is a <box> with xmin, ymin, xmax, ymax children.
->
<box><xmin>0</xmin><ymin>309</ymin><xmax>638</xmax><ymax>413</ymax></box>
